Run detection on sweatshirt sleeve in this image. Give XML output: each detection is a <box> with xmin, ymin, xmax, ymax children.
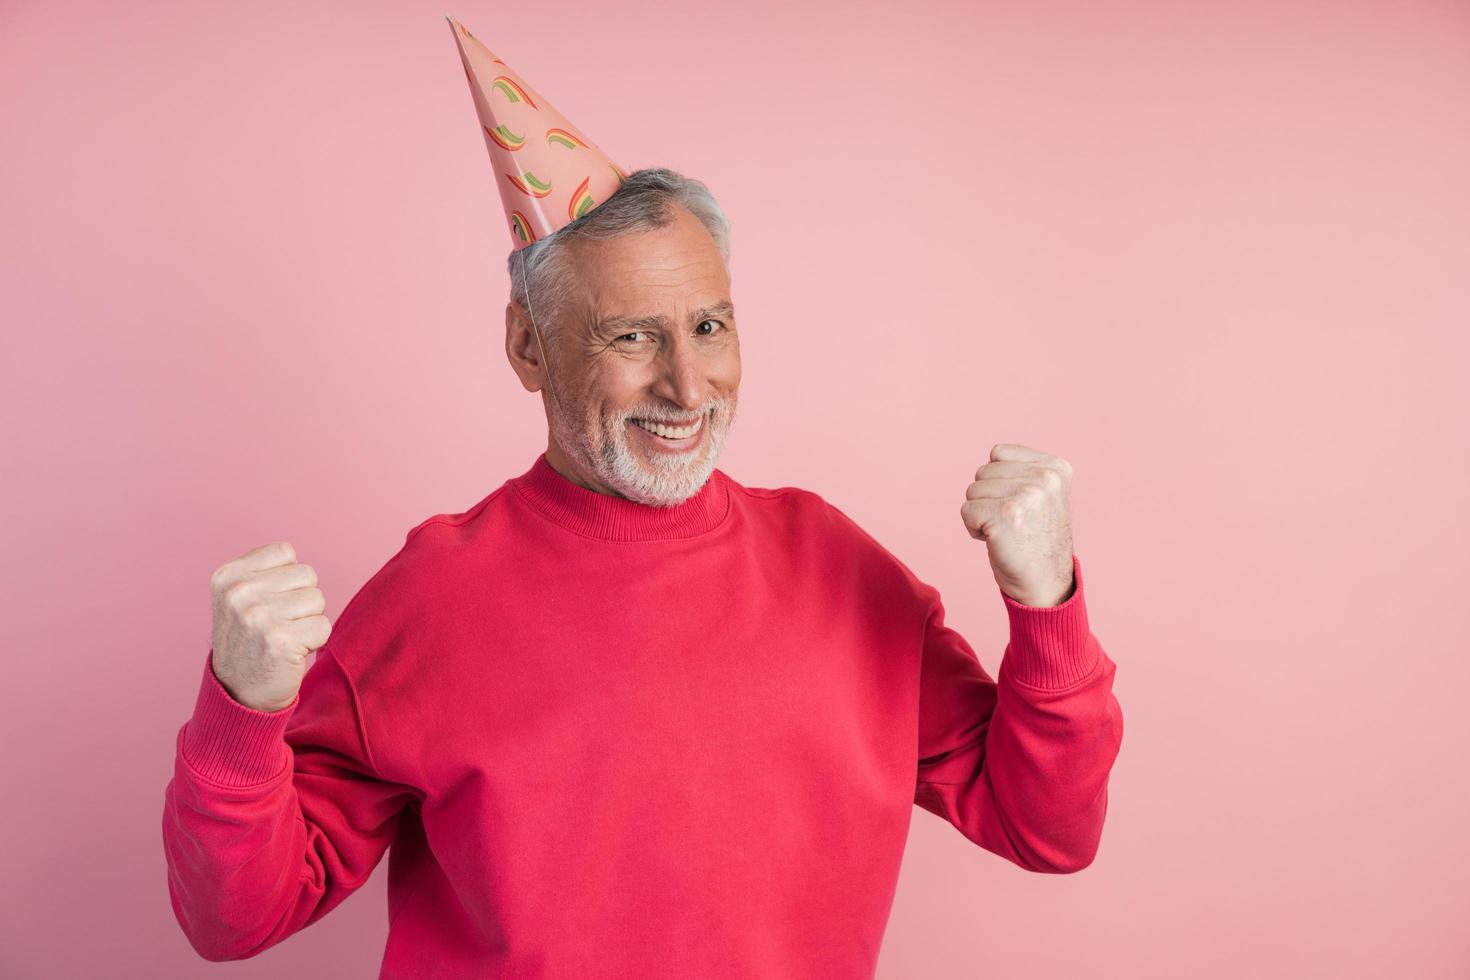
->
<box><xmin>161</xmin><ymin>644</ymin><xmax>418</xmax><ymax>961</ymax></box>
<box><xmin>913</xmin><ymin>553</ymin><xmax>1124</xmax><ymax>873</ymax></box>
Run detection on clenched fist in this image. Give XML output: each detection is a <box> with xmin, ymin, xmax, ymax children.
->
<box><xmin>961</xmin><ymin>443</ymin><xmax>1077</xmax><ymax>608</ymax></box>
<box><xmin>209</xmin><ymin>542</ymin><xmax>332</xmax><ymax>713</ymax></box>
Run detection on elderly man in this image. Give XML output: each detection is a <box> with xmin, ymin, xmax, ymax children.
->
<box><xmin>162</xmin><ymin>19</ymin><xmax>1123</xmax><ymax>980</ymax></box>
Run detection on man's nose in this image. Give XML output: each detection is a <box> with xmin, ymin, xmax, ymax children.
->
<box><xmin>651</xmin><ymin>337</ymin><xmax>706</xmax><ymax>410</ymax></box>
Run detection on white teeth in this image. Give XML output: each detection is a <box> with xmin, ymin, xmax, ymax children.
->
<box><xmin>632</xmin><ymin>415</ymin><xmax>704</xmax><ymax>439</ymax></box>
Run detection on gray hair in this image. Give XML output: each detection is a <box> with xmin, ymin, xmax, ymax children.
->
<box><xmin>506</xmin><ymin>167</ymin><xmax>732</xmax><ymax>365</ymax></box>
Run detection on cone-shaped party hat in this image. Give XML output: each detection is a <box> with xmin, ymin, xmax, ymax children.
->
<box><xmin>446</xmin><ymin>16</ymin><xmax>629</xmax><ymax>251</ymax></box>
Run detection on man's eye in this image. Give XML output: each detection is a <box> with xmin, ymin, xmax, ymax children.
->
<box><xmin>615</xmin><ymin>322</ymin><xmax>724</xmax><ymax>345</ymax></box>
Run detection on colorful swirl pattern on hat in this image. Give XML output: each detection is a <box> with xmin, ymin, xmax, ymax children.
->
<box><xmin>507</xmin><ymin>171</ymin><xmax>553</xmax><ymax>199</ymax></box>
<box><xmin>486</xmin><ymin>124</ymin><xmax>525</xmax><ymax>151</ymax></box>
<box><xmin>490</xmin><ymin>76</ymin><xmax>538</xmax><ymax>110</ymax></box>
<box><xmin>509</xmin><ymin>210</ymin><xmax>537</xmax><ymax>244</ymax></box>
<box><xmin>447</xmin><ymin>17</ymin><xmax>630</xmax><ymax>251</ymax></box>
<box><xmin>546</xmin><ymin>128</ymin><xmax>585</xmax><ymax>150</ymax></box>
<box><xmin>568</xmin><ymin>177</ymin><xmax>596</xmax><ymax>220</ymax></box>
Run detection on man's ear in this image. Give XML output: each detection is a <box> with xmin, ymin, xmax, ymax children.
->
<box><xmin>504</xmin><ymin>300</ymin><xmax>545</xmax><ymax>393</ymax></box>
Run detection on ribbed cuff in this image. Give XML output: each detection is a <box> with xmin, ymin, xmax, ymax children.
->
<box><xmin>179</xmin><ymin>648</ymin><xmax>298</xmax><ymax>788</ymax></box>
<box><xmin>999</xmin><ymin>554</ymin><xmax>1098</xmax><ymax>690</ymax></box>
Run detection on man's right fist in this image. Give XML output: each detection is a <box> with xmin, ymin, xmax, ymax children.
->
<box><xmin>209</xmin><ymin>541</ymin><xmax>332</xmax><ymax>713</ymax></box>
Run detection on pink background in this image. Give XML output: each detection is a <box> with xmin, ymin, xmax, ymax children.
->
<box><xmin>2</xmin><ymin>1</ymin><xmax>1467</xmax><ymax>976</ymax></box>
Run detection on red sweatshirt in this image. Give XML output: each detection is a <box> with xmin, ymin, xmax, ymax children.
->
<box><xmin>163</xmin><ymin>452</ymin><xmax>1123</xmax><ymax>978</ymax></box>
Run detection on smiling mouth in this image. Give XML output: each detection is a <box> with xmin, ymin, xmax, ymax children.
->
<box><xmin>629</xmin><ymin>412</ymin><xmax>707</xmax><ymax>440</ymax></box>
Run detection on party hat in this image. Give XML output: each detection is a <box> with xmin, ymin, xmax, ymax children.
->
<box><xmin>446</xmin><ymin>16</ymin><xmax>629</xmax><ymax>250</ymax></box>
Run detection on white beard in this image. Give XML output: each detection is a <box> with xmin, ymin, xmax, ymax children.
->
<box><xmin>546</xmin><ymin>386</ymin><xmax>737</xmax><ymax>508</ymax></box>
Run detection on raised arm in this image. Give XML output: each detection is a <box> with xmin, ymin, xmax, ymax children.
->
<box><xmin>162</xmin><ymin>645</ymin><xmax>416</xmax><ymax>959</ymax></box>
<box><xmin>161</xmin><ymin>541</ymin><xmax>417</xmax><ymax>960</ymax></box>
<box><xmin>913</xmin><ymin>554</ymin><xmax>1124</xmax><ymax>873</ymax></box>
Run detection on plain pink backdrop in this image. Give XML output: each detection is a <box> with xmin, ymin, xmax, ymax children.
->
<box><xmin>2</xmin><ymin>0</ymin><xmax>1467</xmax><ymax>977</ymax></box>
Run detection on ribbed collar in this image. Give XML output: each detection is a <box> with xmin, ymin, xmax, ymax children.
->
<box><xmin>511</xmin><ymin>451</ymin><xmax>732</xmax><ymax>542</ymax></box>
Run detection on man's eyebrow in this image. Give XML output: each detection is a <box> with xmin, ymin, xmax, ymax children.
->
<box><xmin>593</xmin><ymin>301</ymin><xmax>736</xmax><ymax>336</ymax></box>
<box><xmin>695</xmin><ymin>301</ymin><xmax>736</xmax><ymax>321</ymax></box>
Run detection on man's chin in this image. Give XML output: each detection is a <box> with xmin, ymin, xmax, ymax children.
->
<box><xmin>602</xmin><ymin>428</ymin><xmax>722</xmax><ymax>504</ymax></box>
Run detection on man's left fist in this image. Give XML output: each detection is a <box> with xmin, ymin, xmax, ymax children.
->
<box><xmin>960</xmin><ymin>443</ymin><xmax>1076</xmax><ymax>607</ymax></box>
